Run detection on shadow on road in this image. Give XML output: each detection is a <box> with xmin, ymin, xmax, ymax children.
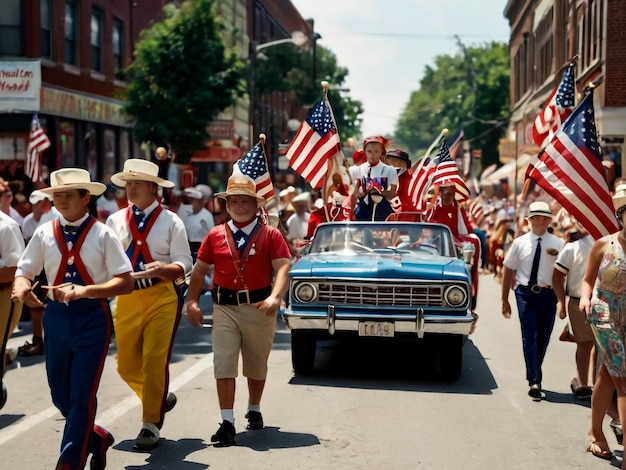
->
<box><xmin>288</xmin><ymin>336</ymin><xmax>498</xmax><ymax>395</ymax></box>
<box><xmin>114</xmin><ymin>437</ymin><xmax>208</xmax><ymax>469</ymax></box>
<box><xmin>230</xmin><ymin>426</ymin><xmax>320</xmax><ymax>451</ymax></box>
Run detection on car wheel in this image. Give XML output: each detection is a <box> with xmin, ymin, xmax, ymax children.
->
<box><xmin>438</xmin><ymin>335</ymin><xmax>463</xmax><ymax>381</ymax></box>
<box><xmin>291</xmin><ymin>331</ymin><xmax>317</xmax><ymax>375</ymax></box>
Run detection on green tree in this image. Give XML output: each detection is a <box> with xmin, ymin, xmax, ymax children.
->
<box><xmin>395</xmin><ymin>40</ymin><xmax>510</xmax><ymax>168</ymax></box>
<box><xmin>122</xmin><ymin>0</ymin><xmax>244</xmax><ymax>164</ymax></box>
<box><xmin>254</xmin><ymin>44</ymin><xmax>363</xmax><ymax>142</ymax></box>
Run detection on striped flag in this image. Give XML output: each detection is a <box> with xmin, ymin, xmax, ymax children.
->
<box><xmin>531</xmin><ymin>63</ymin><xmax>576</xmax><ymax>148</ymax></box>
<box><xmin>26</xmin><ymin>114</ymin><xmax>51</xmax><ymax>183</ymax></box>
<box><xmin>286</xmin><ymin>98</ymin><xmax>341</xmax><ymax>190</ymax></box>
<box><xmin>236</xmin><ymin>141</ymin><xmax>274</xmax><ymax>203</ymax></box>
<box><xmin>469</xmin><ymin>198</ymin><xmax>484</xmax><ymax>223</ymax></box>
<box><xmin>430</xmin><ymin>139</ymin><xmax>470</xmax><ymax>201</ymax></box>
<box><xmin>527</xmin><ymin>90</ymin><xmax>618</xmax><ymax>240</ymax></box>
<box><xmin>408</xmin><ymin>155</ymin><xmax>436</xmax><ymax>210</ymax></box>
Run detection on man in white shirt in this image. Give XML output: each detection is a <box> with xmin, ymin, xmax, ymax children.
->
<box><xmin>286</xmin><ymin>192</ymin><xmax>311</xmax><ymax>251</ymax></box>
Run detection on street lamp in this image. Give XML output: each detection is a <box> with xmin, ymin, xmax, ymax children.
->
<box><xmin>248</xmin><ymin>31</ymin><xmax>308</xmax><ymax>148</ymax></box>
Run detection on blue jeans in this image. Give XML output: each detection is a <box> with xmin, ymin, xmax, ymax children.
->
<box><xmin>514</xmin><ymin>287</ymin><xmax>557</xmax><ymax>386</ymax></box>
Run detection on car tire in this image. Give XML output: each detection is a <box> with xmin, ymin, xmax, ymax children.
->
<box><xmin>291</xmin><ymin>331</ymin><xmax>317</xmax><ymax>375</ymax></box>
<box><xmin>438</xmin><ymin>335</ymin><xmax>463</xmax><ymax>381</ymax></box>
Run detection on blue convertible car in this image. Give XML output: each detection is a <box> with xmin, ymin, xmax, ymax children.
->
<box><xmin>282</xmin><ymin>221</ymin><xmax>474</xmax><ymax>380</ymax></box>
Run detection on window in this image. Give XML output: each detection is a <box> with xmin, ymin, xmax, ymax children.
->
<box><xmin>112</xmin><ymin>19</ymin><xmax>123</xmax><ymax>71</ymax></box>
<box><xmin>64</xmin><ymin>1</ymin><xmax>77</xmax><ymax>66</ymax></box>
<box><xmin>577</xmin><ymin>0</ymin><xmax>605</xmax><ymax>74</ymax></box>
<box><xmin>535</xmin><ymin>8</ymin><xmax>554</xmax><ymax>84</ymax></box>
<box><xmin>0</xmin><ymin>0</ymin><xmax>23</xmax><ymax>56</ymax></box>
<box><xmin>40</xmin><ymin>0</ymin><xmax>52</xmax><ymax>59</ymax></box>
<box><xmin>91</xmin><ymin>8</ymin><xmax>103</xmax><ymax>72</ymax></box>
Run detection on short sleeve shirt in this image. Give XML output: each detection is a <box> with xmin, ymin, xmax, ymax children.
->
<box><xmin>503</xmin><ymin>231</ymin><xmax>565</xmax><ymax>288</ymax></box>
<box><xmin>553</xmin><ymin>235</ymin><xmax>593</xmax><ymax>298</ymax></box>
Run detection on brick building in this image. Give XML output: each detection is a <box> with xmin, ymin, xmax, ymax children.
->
<box><xmin>504</xmin><ymin>0</ymin><xmax>626</xmax><ymax>188</ymax></box>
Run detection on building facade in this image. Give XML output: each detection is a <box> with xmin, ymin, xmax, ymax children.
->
<box><xmin>504</xmin><ymin>0</ymin><xmax>626</xmax><ymax>189</ymax></box>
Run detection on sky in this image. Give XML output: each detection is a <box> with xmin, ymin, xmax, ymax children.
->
<box><xmin>290</xmin><ymin>0</ymin><xmax>511</xmax><ymax>139</ymax></box>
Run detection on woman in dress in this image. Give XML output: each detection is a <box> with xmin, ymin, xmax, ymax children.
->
<box><xmin>580</xmin><ymin>184</ymin><xmax>626</xmax><ymax>465</ymax></box>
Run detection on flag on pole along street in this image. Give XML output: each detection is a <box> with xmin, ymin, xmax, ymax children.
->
<box><xmin>26</xmin><ymin>114</ymin><xmax>51</xmax><ymax>183</ymax></box>
<box><xmin>286</xmin><ymin>98</ymin><xmax>341</xmax><ymax>190</ymax></box>
<box><xmin>527</xmin><ymin>90</ymin><xmax>618</xmax><ymax>240</ymax></box>
<box><xmin>531</xmin><ymin>62</ymin><xmax>576</xmax><ymax>148</ymax></box>
<box><xmin>236</xmin><ymin>141</ymin><xmax>275</xmax><ymax>203</ymax></box>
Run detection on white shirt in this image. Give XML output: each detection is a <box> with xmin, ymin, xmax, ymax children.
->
<box><xmin>106</xmin><ymin>199</ymin><xmax>193</xmax><ymax>275</ymax></box>
<box><xmin>184</xmin><ymin>207</ymin><xmax>215</xmax><ymax>243</ymax></box>
<box><xmin>286</xmin><ymin>212</ymin><xmax>310</xmax><ymax>240</ymax></box>
<box><xmin>22</xmin><ymin>209</ymin><xmax>57</xmax><ymax>242</ymax></box>
<box><xmin>0</xmin><ymin>211</ymin><xmax>25</xmax><ymax>269</ymax></box>
<box><xmin>354</xmin><ymin>161</ymin><xmax>399</xmax><ymax>196</ymax></box>
<box><xmin>503</xmin><ymin>231</ymin><xmax>565</xmax><ymax>288</ymax></box>
<box><xmin>16</xmin><ymin>214</ymin><xmax>131</xmax><ymax>285</ymax></box>
<box><xmin>553</xmin><ymin>235</ymin><xmax>593</xmax><ymax>298</ymax></box>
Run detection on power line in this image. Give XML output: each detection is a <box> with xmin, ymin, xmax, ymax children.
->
<box><xmin>318</xmin><ymin>32</ymin><xmax>509</xmax><ymax>40</ymax></box>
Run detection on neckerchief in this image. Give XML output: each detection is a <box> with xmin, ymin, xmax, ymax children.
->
<box><xmin>52</xmin><ymin>216</ymin><xmax>97</xmax><ymax>286</ymax></box>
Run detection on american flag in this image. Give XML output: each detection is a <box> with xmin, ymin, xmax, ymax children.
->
<box><xmin>286</xmin><ymin>98</ymin><xmax>341</xmax><ymax>190</ymax></box>
<box><xmin>26</xmin><ymin>114</ymin><xmax>51</xmax><ymax>183</ymax></box>
<box><xmin>429</xmin><ymin>139</ymin><xmax>470</xmax><ymax>202</ymax></box>
<box><xmin>236</xmin><ymin>141</ymin><xmax>274</xmax><ymax>202</ymax></box>
<box><xmin>527</xmin><ymin>91</ymin><xmax>618</xmax><ymax>240</ymax></box>
<box><xmin>469</xmin><ymin>197</ymin><xmax>484</xmax><ymax>223</ymax></box>
<box><xmin>532</xmin><ymin>63</ymin><xmax>576</xmax><ymax>148</ymax></box>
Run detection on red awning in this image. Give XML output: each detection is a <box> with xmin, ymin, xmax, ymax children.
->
<box><xmin>191</xmin><ymin>146</ymin><xmax>242</xmax><ymax>162</ymax></box>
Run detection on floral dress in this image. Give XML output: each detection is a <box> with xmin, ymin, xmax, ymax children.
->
<box><xmin>589</xmin><ymin>234</ymin><xmax>626</xmax><ymax>377</ymax></box>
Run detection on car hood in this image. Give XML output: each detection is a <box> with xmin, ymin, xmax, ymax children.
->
<box><xmin>290</xmin><ymin>252</ymin><xmax>469</xmax><ymax>282</ymax></box>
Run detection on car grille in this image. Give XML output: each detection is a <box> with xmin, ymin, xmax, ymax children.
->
<box><xmin>317</xmin><ymin>281</ymin><xmax>444</xmax><ymax>307</ymax></box>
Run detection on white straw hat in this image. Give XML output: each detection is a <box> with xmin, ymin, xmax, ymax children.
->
<box><xmin>39</xmin><ymin>169</ymin><xmax>106</xmax><ymax>196</ymax></box>
<box><xmin>111</xmin><ymin>159</ymin><xmax>174</xmax><ymax>188</ymax></box>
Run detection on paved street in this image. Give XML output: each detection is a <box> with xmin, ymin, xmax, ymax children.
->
<box><xmin>0</xmin><ymin>274</ymin><xmax>621</xmax><ymax>469</ymax></box>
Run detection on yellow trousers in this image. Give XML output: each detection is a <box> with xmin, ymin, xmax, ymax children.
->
<box><xmin>0</xmin><ymin>288</ymin><xmax>22</xmax><ymax>377</ymax></box>
<box><xmin>114</xmin><ymin>281</ymin><xmax>181</xmax><ymax>424</ymax></box>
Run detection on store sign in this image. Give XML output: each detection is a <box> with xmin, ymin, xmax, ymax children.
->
<box><xmin>41</xmin><ymin>86</ymin><xmax>128</xmax><ymax>126</ymax></box>
<box><xmin>208</xmin><ymin>120</ymin><xmax>234</xmax><ymax>139</ymax></box>
<box><xmin>0</xmin><ymin>60</ymin><xmax>41</xmax><ymax>111</ymax></box>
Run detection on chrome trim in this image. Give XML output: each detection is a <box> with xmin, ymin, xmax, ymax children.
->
<box><xmin>417</xmin><ymin>308</ymin><xmax>425</xmax><ymax>338</ymax></box>
<box><xmin>327</xmin><ymin>304</ymin><xmax>336</xmax><ymax>335</ymax></box>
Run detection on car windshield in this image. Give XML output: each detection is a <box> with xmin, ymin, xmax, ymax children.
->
<box><xmin>308</xmin><ymin>222</ymin><xmax>453</xmax><ymax>257</ymax></box>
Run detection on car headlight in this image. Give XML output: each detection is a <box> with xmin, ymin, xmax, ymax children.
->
<box><xmin>444</xmin><ymin>285</ymin><xmax>467</xmax><ymax>307</ymax></box>
<box><xmin>294</xmin><ymin>282</ymin><xmax>318</xmax><ymax>303</ymax></box>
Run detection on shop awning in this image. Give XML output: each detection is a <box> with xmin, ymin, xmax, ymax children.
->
<box><xmin>481</xmin><ymin>153</ymin><xmax>536</xmax><ymax>186</ymax></box>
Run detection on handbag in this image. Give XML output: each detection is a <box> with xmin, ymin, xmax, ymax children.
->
<box><xmin>559</xmin><ymin>323</ymin><xmax>576</xmax><ymax>342</ymax></box>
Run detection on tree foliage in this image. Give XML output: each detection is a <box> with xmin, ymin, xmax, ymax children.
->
<box><xmin>395</xmin><ymin>40</ymin><xmax>510</xmax><ymax>167</ymax></box>
<box><xmin>121</xmin><ymin>0</ymin><xmax>244</xmax><ymax>163</ymax></box>
<box><xmin>254</xmin><ymin>43</ymin><xmax>363</xmax><ymax>142</ymax></box>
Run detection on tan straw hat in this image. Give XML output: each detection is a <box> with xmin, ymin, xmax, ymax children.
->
<box><xmin>40</xmin><ymin>168</ymin><xmax>106</xmax><ymax>196</ymax></box>
<box><xmin>612</xmin><ymin>184</ymin><xmax>626</xmax><ymax>210</ymax></box>
<box><xmin>215</xmin><ymin>167</ymin><xmax>265</xmax><ymax>207</ymax></box>
<box><xmin>111</xmin><ymin>159</ymin><xmax>174</xmax><ymax>188</ymax></box>
<box><xmin>527</xmin><ymin>201</ymin><xmax>553</xmax><ymax>219</ymax></box>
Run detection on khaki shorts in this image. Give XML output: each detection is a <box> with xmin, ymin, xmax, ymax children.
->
<box><xmin>568</xmin><ymin>297</ymin><xmax>595</xmax><ymax>343</ymax></box>
<box><xmin>212</xmin><ymin>303</ymin><xmax>277</xmax><ymax>380</ymax></box>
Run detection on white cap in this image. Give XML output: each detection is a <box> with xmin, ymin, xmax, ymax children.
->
<box><xmin>184</xmin><ymin>187</ymin><xmax>203</xmax><ymax>200</ymax></box>
<box><xmin>29</xmin><ymin>190</ymin><xmax>52</xmax><ymax>205</ymax></box>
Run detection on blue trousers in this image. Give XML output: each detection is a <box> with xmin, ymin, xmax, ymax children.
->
<box><xmin>43</xmin><ymin>298</ymin><xmax>112</xmax><ymax>470</ymax></box>
<box><xmin>514</xmin><ymin>287</ymin><xmax>557</xmax><ymax>386</ymax></box>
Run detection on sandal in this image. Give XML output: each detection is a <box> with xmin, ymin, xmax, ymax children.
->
<box><xmin>587</xmin><ymin>440</ymin><xmax>612</xmax><ymax>460</ymax></box>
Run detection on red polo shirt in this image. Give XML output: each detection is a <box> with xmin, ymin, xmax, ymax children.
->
<box><xmin>197</xmin><ymin>223</ymin><xmax>290</xmax><ymax>291</ymax></box>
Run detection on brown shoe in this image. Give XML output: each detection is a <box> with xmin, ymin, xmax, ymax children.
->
<box><xmin>18</xmin><ymin>339</ymin><xmax>44</xmax><ymax>356</ymax></box>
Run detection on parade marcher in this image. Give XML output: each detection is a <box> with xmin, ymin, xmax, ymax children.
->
<box><xmin>579</xmin><ymin>185</ymin><xmax>626</xmax><ymax>464</ymax></box>
<box><xmin>11</xmin><ymin>168</ymin><xmax>134</xmax><ymax>470</ymax></box>
<box><xmin>0</xmin><ymin>208</ymin><xmax>25</xmax><ymax>405</ymax></box>
<box><xmin>182</xmin><ymin>186</ymin><xmax>215</xmax><ymax>256</ymax></box>
<box><xmin>285</xmin><ymin>192</ymin><xmax>311</xmax><ymax>251</ymax></box>
<box><xmin>0</xmin><ymin>179</ymin><xmax>24</xmax><ymax>226</ymax></box>
<box><xmin>427</xmin><ymin>180</ymin><xmax>481</xmax><ymax>310</ymax></box>
<box><xmin>552</xmin><ymin>218</ymin><xmax>595</xmax><ymax>399</ymax></box>
<box><xmin>306</xmin><ymin>189</ymin><xmax>352</xmax><ymax>239</ymax></box>
<box><xmin>107</xmin><ymin>159</ymin><xmax>193</xmax><ymax>450</ymax></box>
<box><xmin>501</xmin><ymin>201</ymin><xmax>565</xmax><ymax>401</ymax></box>
<box><xmin>385</xmin><ymin>149</ymin><xmax>418</xmax><ymax>212</ymax></box>
<box><xmin>185</xmin><ymin>169</ymin><xmax>290</xmax><ymax>447</ymax></box>
<box><xmin>351</xmin><ymin>136</ymin><xmax>397</xmax><ymax>221</ymax></box>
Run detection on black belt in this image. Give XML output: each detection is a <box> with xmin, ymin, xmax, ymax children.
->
<box><xmin>134</xmin><ymin>277</ymin><xmax>161</xmax><ymax>290</ymax></box>
<box><xmin>570</xmin><ymin>296</ymin><xmax>581</xmax><ymax>301</ymax></box>
<box><xmin>213</xmin><ymin>285</ymin><xmax>272</xmax><ymax>305</ymax></box>
<box><xmin>518</xmin><ymin>284</ymin><xmax>553</xmax><ymax>294</ymax></box>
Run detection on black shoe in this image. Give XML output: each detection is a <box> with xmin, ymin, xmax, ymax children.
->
<box><xmin>90</xmin><ymin>424</ymin><xmax>114</xmax><ymax>470</ymax></box>
<box><xmin>528</xmin><ymin>384</ymin><xmax>542</xmax><ymax>401</ymax></box>
<box><xmin>156</xmin><ymin>392</ymin><xmax>177</xmax><ymax>430</ymax></box>
<box><xmin>18</xmin><ymin>339</ymin><xmax>44</xmax><ymax>356</ymax></box>
<box><xmin>133</xmin><ymin>424</ymin><xmax>160</xmax><ymax>450</ymax></box>
<box><xmin>245</xmin><ymin>411</ymin><xmax>264</xmax><ymax>430</ymax></box>
<box><xmin>611</xmin><ymin>419</ymin><xmax>623</xmax><ymax>445</ymax></box>
<box><xmin>211</xmin><ymin>420</ymin><xmax>236</xmax><ymax>446</ymax></box>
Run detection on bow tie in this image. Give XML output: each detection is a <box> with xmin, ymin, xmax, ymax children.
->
<box><xmin>134</xmin><ymin>209</ymin><xmax>145</xmax><ymax>217</ymax></box>
<box><xmin>63</xmin><ymin>224</ymin><xmax>77</xmax><ymax>235</ymax></box>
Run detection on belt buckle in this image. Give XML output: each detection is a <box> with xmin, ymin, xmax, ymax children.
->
<box><xmin>237</xmin><ymin>289</ymin><xmax>250</xmax><ymax>305</ymax></box>
<box><xmin>531</xmin><ymin>285</ymin><xmax>542</xmax><ymax>294</ymax></box>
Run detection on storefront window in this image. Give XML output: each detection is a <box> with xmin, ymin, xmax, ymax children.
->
<box><xmin>103</xmin><ymin>127</ymin><xmax>116</xmax><ymax>177</ymax></box>
<box><xmin>60</xmin><ymin>120</ymin><xmax>76</xmax><ymax>168</ymax></box>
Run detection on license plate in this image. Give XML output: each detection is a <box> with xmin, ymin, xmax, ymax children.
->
<box><xmin>358</xmin><ymin>321</ymin><xmax>394</xmax><ymax>337</ymax></box>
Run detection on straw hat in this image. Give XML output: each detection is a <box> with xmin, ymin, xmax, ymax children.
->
<box><xmin>527</xmin><ymin>201</ymin><xmax>553</xmax><ymax>219</ymax></box>
<box><xmin>39</xmin><ymin>169</ymin><xmax>106</xmax><ymax>196</ymax></box>
<box><xmin>215</xmin><ymin>168</ymin><xmax>265</xmax><ymax>207</ymax></box>
<box><xmin>111</xmin><ymin>159</ymin><xmax>174</xmax><ymax>188</ymax></box>
<box><xmin>613</xmin><ymin>184</ymin><xmax>626</xmax><ymax>210</ymax></box>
